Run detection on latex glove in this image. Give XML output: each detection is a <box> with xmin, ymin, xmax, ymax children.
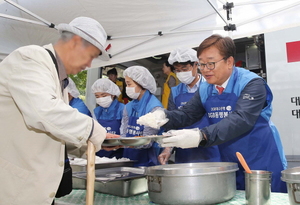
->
<box><xmin>88</xmin><ymin>119</ymin><xmax>107</xmax><ymax>152</ymax></box>
<box><xmin>160</xmin><ymin>128</ymin><xmax>203</xmax><ymax>149</ymax></box>
<box><xmin>158</xmin><ymin>147</ymin><xmax>172</xmax><ymax>165</ymax></box>
<box><xmin>137</xmin><ymin>109</ymin><xmax>169</xmax><ymax>129</ymax></box>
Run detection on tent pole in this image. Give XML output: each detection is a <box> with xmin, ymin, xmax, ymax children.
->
<box><xmin>110</xmin><ymin>26</ymin><xmax>224</xmax><ymax>40</ymax></box>
<box><xmin>111</xmin><ymin>1</ymin><xmax>228</xmax><ymax>57</ymax></box>
<box><xmin>207</xmin><ymin>0</ymin><xmax>227</xmax><ymax>25</ymax></box>
<box><xmin>4</xmin><ymin>0</ymin><xmax>55</xmax><ymax>28</ymax></box>
<box><xmin>0</xmin><ymin>13</ymin><xmax>47</xmax><ymax>27</ymax></box>
<box><xmin>110</xmin><ymin>2</ymin><xmax>227</xmax><ymax>40</ymax></box>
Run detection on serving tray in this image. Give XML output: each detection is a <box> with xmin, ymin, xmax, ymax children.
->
<box><xmin>102</xmin><ymin>135</ymin><xmax>170</xmax><ymax>146</ymax></box>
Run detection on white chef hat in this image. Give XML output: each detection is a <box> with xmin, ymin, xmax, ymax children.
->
<box><xmin>57</xmin><ymin>16</ymin><xmax>109</xmax><ymax>61</ymax></box>
<box><xmin>91</xmin><ymin>78</ymin><xmax>121</xmax><ymax>97</ymax></box>
<box><xmin>123</xmin><ymin>66</ymin><xmax>157</xmax><ymax>94</ymax></box>
<box><xmin>67</xmin><ymin>78</ymin><xmax>80</xmax><ymax>98</ymax></box>
<box><xmin>168</xmin><ymin>47</ymin><xmax>198</xmax><ymax>65</ymax></box>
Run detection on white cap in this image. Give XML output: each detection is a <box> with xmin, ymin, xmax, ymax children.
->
<box><xmin>91</xmin><ymin>78</ymin><xmax>121</xmax><ymax>97</ymax></box>
<box><xmin>123</xmin><ymin>66</ymin><xmax>157</xmax><ymax>94</ymax></box>
<box><xmin>168</xmin><ymin>47</ymin><xmax>198</xmax><ymax>65</ymax></box>
<box><xmin>57</xmin><ymin>17</ymin><xmax>109</xmax><ymax>61</ymax></box>
<box><xmin>67</xmin><ymin>78</ymin><xmax>80</xmax><ymax>98</ymax></box>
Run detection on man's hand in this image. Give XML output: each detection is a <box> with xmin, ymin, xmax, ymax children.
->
<box><xmin>137</xmin><ymin>109</ymin><xmax>169</xmax><ymax>129</ymax></box>
<box><xmin>101</xmin><ymin>133</ymin><xmax>122</xmax><ymax>151</ymax></box>
<box><xmin>159</xmin><ymin>128</ymin><xmax>203</xmax><ymax>149</ymax></box>
<box><xmin>89</xmin><ymin>119</ymin><xmax>107</xmax><ymax>152</ymax></box>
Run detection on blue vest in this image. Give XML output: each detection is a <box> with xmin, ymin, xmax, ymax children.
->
<box><xmin>171</xmin><ymin>82</ymin><xmax>220</xmax><ymax>163</ymax></box>
<box><xmin>123</xmin><ymin>90</ymin><xmax>163</xmax><ymax>167</ymax></box>
<box><xmin>200</xmin><ymin>67</ymin><xmax>287</xmax><ymax>192</ymax></box>
<box><xmin>69</xmin><ymin>98</ymin><xmax>91</xmax><ymax>117</ymax></box>
<box><xmin>94</xmin><ymin>99</ymin><xmax>124</xmax><ymax>159</ymax></box>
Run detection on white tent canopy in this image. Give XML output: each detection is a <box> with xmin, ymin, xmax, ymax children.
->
<box><xmin>1</xmin><ymin>0</ymin><xmax>300</xmax><ymax>68</ymax></box>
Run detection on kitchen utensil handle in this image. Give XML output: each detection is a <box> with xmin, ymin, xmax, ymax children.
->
<box><xmin>86</xmin><ymin>141</ymin><xmax>95</xmax><ymax>205</ymax></box>
<box><xmin>236</xmin><ymin>152</ymin><xmax>252</xmax><ymax>174</ymax></box>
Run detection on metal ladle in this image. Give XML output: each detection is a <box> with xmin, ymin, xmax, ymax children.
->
<box><xmin>236</xmin><ymin>152</ymin><xmax>252</xmax><ymax>174</ymax></box>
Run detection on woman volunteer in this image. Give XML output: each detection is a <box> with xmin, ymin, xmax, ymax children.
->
<box><xmin>91</xmin><ymin>78</ymin><xmax>125</xmax><ymax>158</ymax></box>
<box><xmin>120</xmin><ymin>66</ymin><xmax>163</xmax><ymax>167</ymax></box>
<box><xmin>67</xmin><ymin>77</ymin><xmax>92</xmax><ymax>117</ymax></box>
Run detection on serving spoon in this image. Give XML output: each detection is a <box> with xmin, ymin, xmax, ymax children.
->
<box><xmin>236</xmin><ymin>152</ymin><xmax>252</xmax><ymax>174</ymax></box>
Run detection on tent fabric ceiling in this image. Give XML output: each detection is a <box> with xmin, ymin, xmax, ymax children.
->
<box><xmin>1</xmin><ymin>0</ymin><xmax>300</xmax><ymax>68</ymax></box>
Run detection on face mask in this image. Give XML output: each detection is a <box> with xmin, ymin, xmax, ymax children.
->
<box><xmin>176</xmin><ymin>70</ymin><xmax>195</xmax><ymax>85</ymax></box>
<box><xmin>126</xmin><ymin>86</ymin><xmax>140</xmax><ymax>99</ymax></box>
<box><xmin>96</xmin><ymin>96</ymin><xmax>113</xmax><ymax>108</ymax></box>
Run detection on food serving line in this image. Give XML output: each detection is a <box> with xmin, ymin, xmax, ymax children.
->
<box><xmin>63</xmin><ymin>136</ymin><xmax>298</xmax><ymax>205</ymax></box>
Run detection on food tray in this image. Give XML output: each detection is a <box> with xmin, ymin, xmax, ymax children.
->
<box><xmin>103</xmin><ymin>135</ymin><xmax>170</xmax><ymax>146</ymax></box>
<box><xmin>72</xmin><ymin>167</ymin><xmax>147</xmax><ymax>197</ymax></box>
<box><xmin>71</xmin><ymin>160</ymin><xmax>135</xmax><ymax>172</ymax></box>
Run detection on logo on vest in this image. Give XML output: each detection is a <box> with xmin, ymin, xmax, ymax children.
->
<box><xmin>126</xmin><ymin>125</ymin><xmax>143</xmax><ymax>136</ymax></box>
<box><xmin>208</xmin><ymin>106</ymin><xmax>232</xmax><ymax>119</ymax></box>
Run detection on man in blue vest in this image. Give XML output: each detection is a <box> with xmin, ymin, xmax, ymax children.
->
<box><xmin>137</xmin><ymin>34</ymin><xmax>287</xmax><ymax>193</ymax></box>
<box><xmin>158</xmin><ymin>47</ymin><xmax>220</xmax><ymax>164</ymax></box>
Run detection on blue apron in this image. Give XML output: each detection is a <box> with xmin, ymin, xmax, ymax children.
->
<box><xmin>123</xmin><ymin>94</ymin><xmax>159</xmax><ymax>167</ymax></box>
<box><xmin>95</xmin><ymin>103</ymin><xmax>123</xmax><ymax>159</ymax></box>
<box><xmin>203</xmin><ymin>70</ymin><xmax>286</xmax><ymax>192</ymax></box>
<box><xmin>174</xmin><ymin>84</ymin><xmax>220</xmax><ymax>163</ymax></box>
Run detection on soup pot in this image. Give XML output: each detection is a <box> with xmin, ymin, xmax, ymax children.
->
<box><xmin>145</xmin><ymin>162</ymin><xmax>239</xmax><ymax>205</ymax></box>
<box><xmin>281</xmin><ymin>166</ymin><xmax>300</xmax><ymax>205</ymax></box>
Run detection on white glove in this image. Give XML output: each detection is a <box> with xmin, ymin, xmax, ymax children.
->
<box><xmin>89</xmin><ymin>119</ymin><xmax>107</xmax><ymax>152</ymax></box>
<box><xmin>160</xmin><ymin>128</ymin><xmax>203</xmax><ymax>149</ymax></box>
<box><xmin>137</xmin><ymin>109</ymin><xmax>169</xmax><ymax>129</ymax></box>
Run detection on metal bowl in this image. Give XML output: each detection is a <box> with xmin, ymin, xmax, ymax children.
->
<box><xmin>146</xmin><ymin>162</ymin><xmax>239</xmax><ymax>205</ymax></box>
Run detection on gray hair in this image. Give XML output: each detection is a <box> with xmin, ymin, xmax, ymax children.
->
<box><xmin>60</xmin><ymin>31</ymin><xmax>92</xmax><ymax>47</ymax></box>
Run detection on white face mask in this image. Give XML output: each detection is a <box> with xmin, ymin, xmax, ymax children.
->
<box><xmin>126</xmin><ymin>86</ymin><xmax>140</xmax><ymax>99</ymax></box>
<box><xmin>96</xmin><ymin>96</ymin><xmax>113</xmax><ymax>108</ymax></box>
<box><xmin>176</xmin><ymin>70</ymin><xmax>195</xmax><ymax>85</ymax></box>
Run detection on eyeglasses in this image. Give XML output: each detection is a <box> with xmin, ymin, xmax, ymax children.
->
<box><xmin>198</xmin><ymin>58</ymin><xmax>225</xmax><ymax>71</ymax></box>
<box><xmin>174</xmin><ymin>64</ymin><xmax>193</xmax><ymax>73</ymax></box>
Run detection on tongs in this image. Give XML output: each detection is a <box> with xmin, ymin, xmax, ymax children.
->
<box><xmin>86</xmin><ymin>141</ymin><xmax>95</xmax><ymax>205</ymax></box>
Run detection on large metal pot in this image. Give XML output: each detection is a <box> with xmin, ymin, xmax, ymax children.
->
<box><xmin>281</xmin><ymin>166</ymin><xmax>300</xmax><ymax>205</ymax></box>
<box><xmin>145</xmin><ymin>162</ymin><xmax>238</xmax><ymax>205</ymax></box>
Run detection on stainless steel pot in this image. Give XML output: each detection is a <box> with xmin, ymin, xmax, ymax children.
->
<box><xmin>281</xmin><ymin>166</ymin><xmax>300</xmax><ymax>205</ymax></box>
<box><xmin>145</xmin><ymin>162</ymin><xmax>238</xmax><ymax>205</ymax></box>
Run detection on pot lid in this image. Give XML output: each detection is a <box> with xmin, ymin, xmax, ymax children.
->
<box><xmin>145</xmin><ymin>162</ymin><xmax>238</xmax><ymax>177</ymax></box>
<box><xmin>281</xmin><ymin>166</ymin><xmax>300</xmax><ymax>183</ymax></box>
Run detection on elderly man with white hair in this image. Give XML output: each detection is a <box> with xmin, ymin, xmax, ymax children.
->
<box><xmin>67</xmin><ymin>77</ymin><xmax>92</xmax><ymax>117</ymax></box>
<box><xmin>91</xmin><ymin>78</ymin><xmax>125</xmax><ymax>159</ymax></box>
<box><xmin>157</xmin><ymin>47</ymin><xmax>220</xmax><ymax>165</ymax></box>
<box><xmin>0</xmin><ymin>17</ymin><xmax>118</xmax><ymax>204</ymax></box>
<box><xmin>120</xmin><ymin>66</ymin><xmax>163</xmax><ymax>167</ymax></box>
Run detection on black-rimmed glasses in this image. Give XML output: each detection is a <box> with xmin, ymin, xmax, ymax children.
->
<box><xmin>198</xmin><ymin>58</ymin><xmax>225</xmax><ymax>71</ymax></box>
